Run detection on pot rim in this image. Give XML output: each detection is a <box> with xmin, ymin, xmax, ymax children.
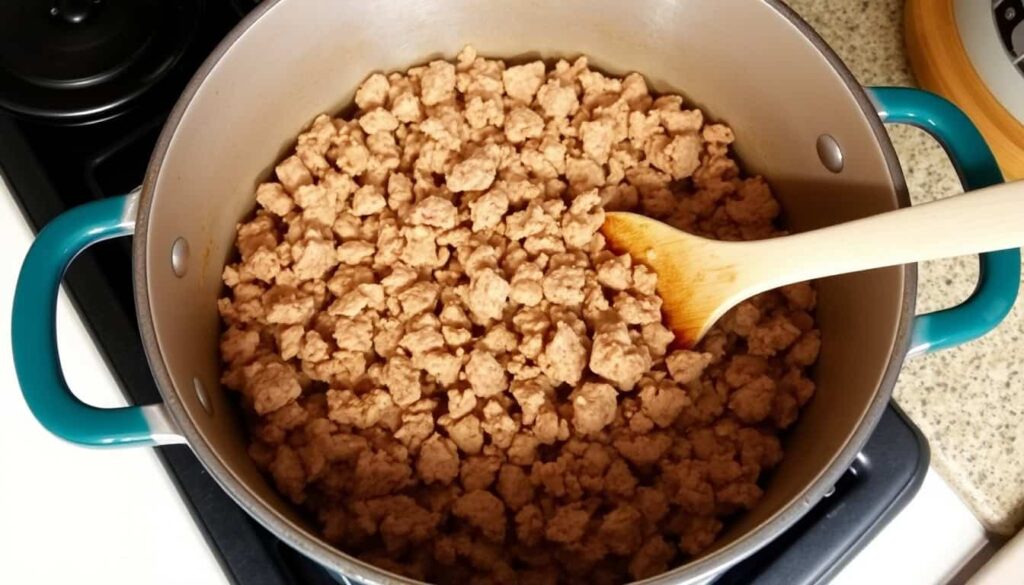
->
<box><xmin>133</xmin><ymin>1</ymin><xmax>917</xmax><ymax>582</ymax></box>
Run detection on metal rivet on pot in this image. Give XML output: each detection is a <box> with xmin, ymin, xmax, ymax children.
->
<box><xmin>193</xmin><ymin>377</ymin><xmax>213</xmax><ymax>415</ymax></box>
<box><xmin>822</xmin><ymin>485</ymin><xmax>836</xmax><ymax>498</ymax></box>
<box><xmin>171</xmin><ymin>237</ymin><xmax>189</xmax><ymax>277</ymax></box>
<box><xmin>816</xmin><ymin>134</ymin><xmax>844</xmax><ymax>173</ymax></box>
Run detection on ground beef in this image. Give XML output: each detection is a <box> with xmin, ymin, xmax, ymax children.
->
<box><xmin>218</xmin><ymin>46</ymin><xmax>819</xmax><ymax>584</ymax></box>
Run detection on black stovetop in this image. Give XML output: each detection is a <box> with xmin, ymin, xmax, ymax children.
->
<box><xmin>0</xmin><ymin>2</ymin><xmax>929</xmax><ymax>584</ymax></box>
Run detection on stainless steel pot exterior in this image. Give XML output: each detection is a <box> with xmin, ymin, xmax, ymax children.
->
<box><xmin>133</xmin><ymin>1</ymin><xmax>914</xmax><ymax>582</ymax></box>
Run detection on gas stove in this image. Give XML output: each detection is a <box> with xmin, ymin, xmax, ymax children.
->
<box><xmin>0</xmin><ymin>2</ymin><xmax>929</xmax><ymax>584</ymax></box>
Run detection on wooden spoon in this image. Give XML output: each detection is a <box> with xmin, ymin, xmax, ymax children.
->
<box><xmin>601</xmin><ymin>182</ymin><xmax>1024</xmax><ymax>348</ymax></box>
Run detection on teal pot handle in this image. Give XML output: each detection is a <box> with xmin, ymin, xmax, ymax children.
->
<box><xmin>868</xmin><ymin>87</ymin><xmax>1020</xmax><ymax>356</ymax></box>
<box><xmin>11</xmin><ymin>191</ymin><xmax>182</xmax><ymax>447</ymax></box>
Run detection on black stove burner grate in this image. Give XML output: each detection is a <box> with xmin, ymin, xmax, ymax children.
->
<box><xmin>0</xmin><ymin>2</ymin><xmax>929</xmax><ymax>584</ymax></box>
<box><xmin>0</xmin><ymin>0</ymin><xmax>206</xmax><ymax>121</ymax></box>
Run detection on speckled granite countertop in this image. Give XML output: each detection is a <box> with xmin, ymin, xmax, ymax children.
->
<box><xmin>785</xmin><ymin>0</ymin><xmax>1024</xmax><ymax>536</ymax></box>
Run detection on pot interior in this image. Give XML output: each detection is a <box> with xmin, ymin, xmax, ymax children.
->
<box><xmin>139</xmin><ymin>0</ymin><xmax>909</xmax><ymax>580</ymax></box>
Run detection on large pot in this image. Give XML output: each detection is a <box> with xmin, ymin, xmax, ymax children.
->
<box><xmin>12</xmin><ymin>1</ymin><xmax>1020</xmax><ymax>583</ymax></box>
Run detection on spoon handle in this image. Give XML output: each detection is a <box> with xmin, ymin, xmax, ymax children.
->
<box><xmin>747</xmin><ymin>180</ymin><xmax>1024</xmax><ymax>288</ymax></box>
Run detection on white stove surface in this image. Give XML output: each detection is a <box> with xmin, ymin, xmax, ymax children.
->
<box><xmin>0</xmin><ymin>176</ymin><xmax>988</xmax><ymax>584</ymax></box>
